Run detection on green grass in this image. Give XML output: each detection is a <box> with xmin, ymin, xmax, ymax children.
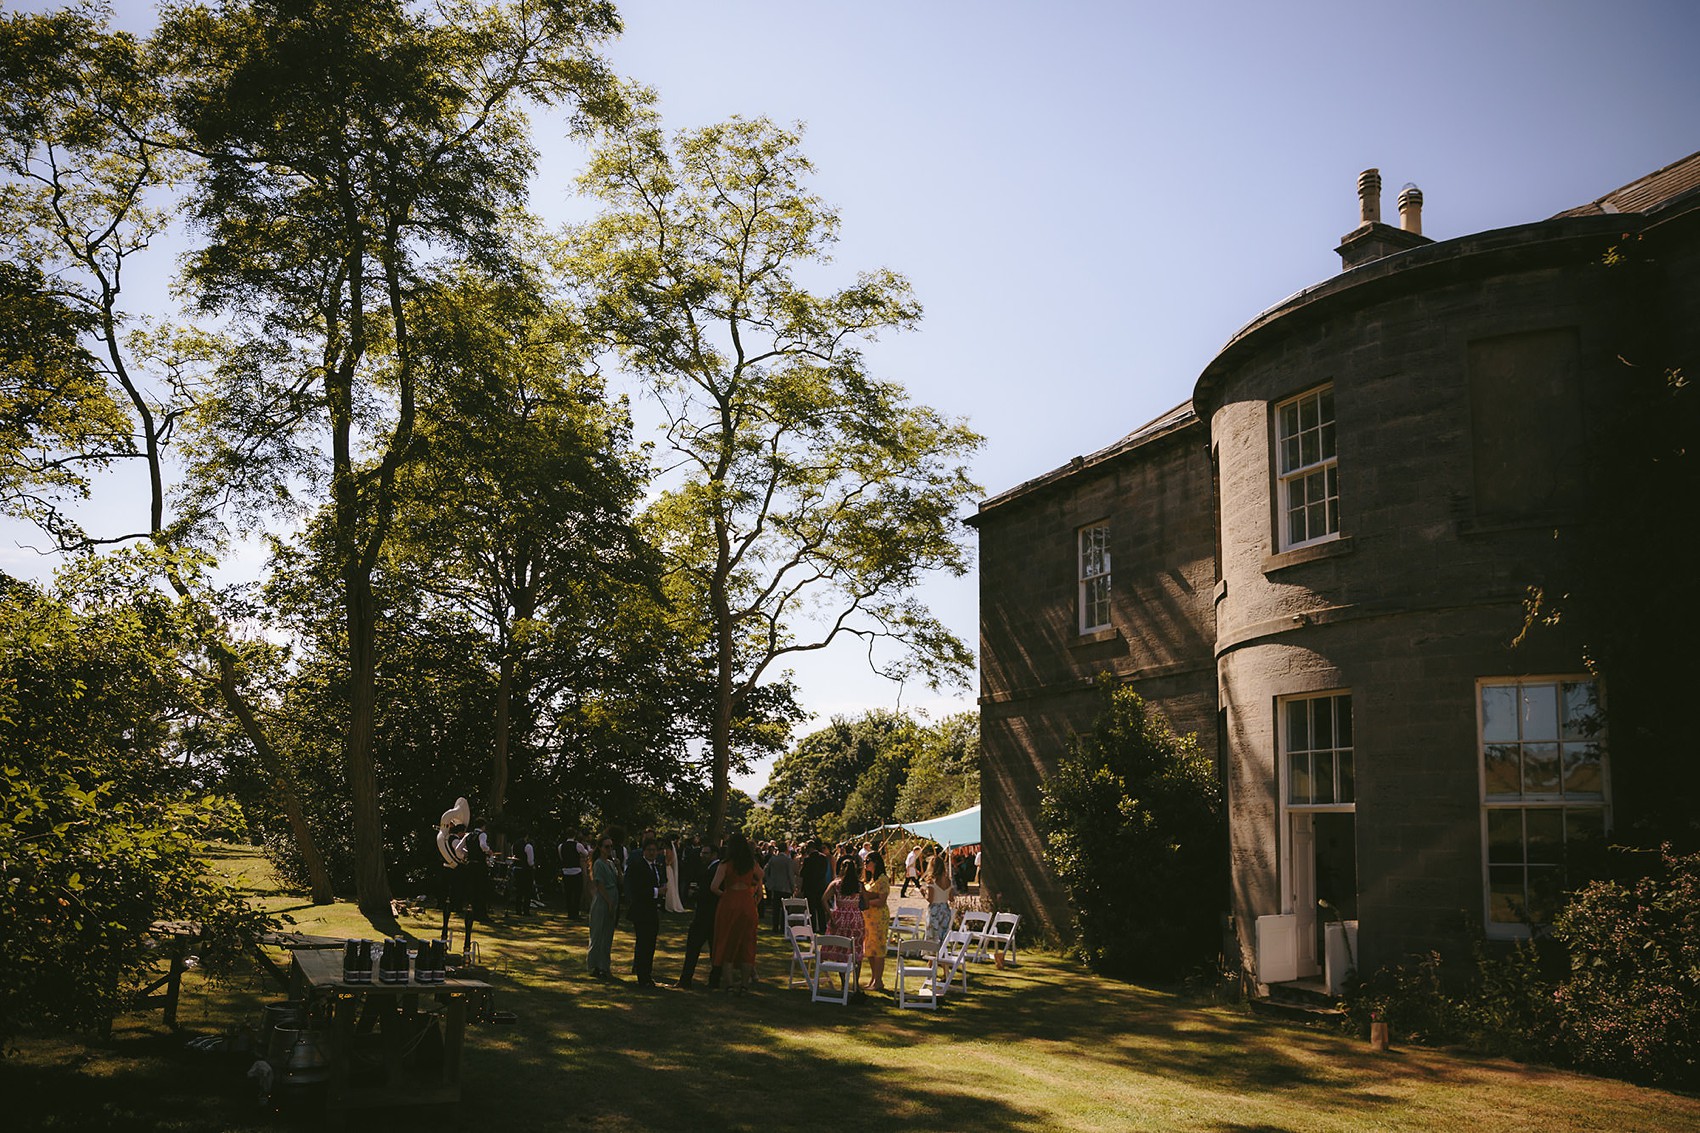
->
<box><xmin>6</xmin><ymin>843</ymin><xmax>1700</xmax><ymax>1131</ymax></box>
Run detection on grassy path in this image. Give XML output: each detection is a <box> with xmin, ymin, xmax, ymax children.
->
<box><xmin>7</xmin><ymin>844</ymin><xmax>1700</xmax><ymax>1131</ymax></box>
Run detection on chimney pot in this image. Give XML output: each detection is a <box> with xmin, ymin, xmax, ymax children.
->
<box><xmin>1398</xmin><ymin>183</ymin><xmax>1424</xmax><ymax>235</ymax></box>
<box><xmin>1357</xmin><ymin>168</ymin><xmax>1382</xmax><ymax>225</ymax></box>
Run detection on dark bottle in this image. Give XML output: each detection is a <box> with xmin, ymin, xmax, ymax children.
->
<box><xmin>342</xmin><ymin>939</ymin><xmax>359</xmax><ymax>983</ymax></box>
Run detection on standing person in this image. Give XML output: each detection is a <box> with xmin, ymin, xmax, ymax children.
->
<box><xmin>510</xmin><ymin>830</ymin><xmax>537</xmax><ymax>915</ymax></box>
<box><xmin>558</xmin><ymin>828</ymin><xmax>587</xmax><ymax>920</ymax></box>
<box><xmin>800</xmin><ymin>840</ymin><xmax>832</xmax><ymax>933</ymax></box>
<box><xmin>901</xmin><ymin>843</ymin><xmax>921</xmax><ymax>897</ymax></box>
<box><xmin>925</xmin><ymin>849</ymin><xmax>956</xmax><ymax>941</ymax></box>
<box><xmin>587</xmin><ymin>834</ymin><xmax>620</xmax><ymax>978</ymax></box>
<box><xmin>626</xmin><ymin>836</ymin><xmax>665</xmax><ymax>986</ymax></box>
<box><xmin>861</xmin><ymin>851</ymin><xmax>892</xmax><ymax>992</ymax></box>
<box><xmin>822</xmin><ymin>857</ymin><xmax>867</xmax><ymax>992</ymax></box>
<box><xmin>711</xmin><ymin>832</ymin><xmax>764</xmax><ymax>994</ymax></box>
<box><xmin>763</xmin><ymin>841</ymin><xmax>797</xmax><ymax>933</ymax></box>
<box><xmin>664</xmin><ymin>835</ymin><xmax>688</xmax><ymax>914</ymax></box>
<box><xmin>462</xmin><ymin>816</ymin><xmax>494</xmax><ymax>925</ymax></box>
<box><xmin>679</xmin><ymin>842</ymin><xmax>723</xmax><ymax>990</ymax></box>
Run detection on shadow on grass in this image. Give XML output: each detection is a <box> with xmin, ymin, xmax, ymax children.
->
<box><xmin>14</xmin><ymin>894</ymin><xmax>1700</xmax><ymax>1133</ymax></box>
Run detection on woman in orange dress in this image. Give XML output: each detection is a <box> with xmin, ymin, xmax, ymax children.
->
<box><xmin>711</xmin><ymin>832</ymin><xmax>764</xmax><ymax>994</ymax></box>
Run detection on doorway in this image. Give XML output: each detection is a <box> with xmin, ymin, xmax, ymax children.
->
<box><xmin>1289</xmin><ymin>810</ymin><xmax>1357</xmax><ymax>976</ymax></box>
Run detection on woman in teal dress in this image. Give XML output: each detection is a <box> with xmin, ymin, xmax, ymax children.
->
<box><xmin>587</xmin><ymin>834</ymin><xmax>621</xmax><ymax>978</ymax></box>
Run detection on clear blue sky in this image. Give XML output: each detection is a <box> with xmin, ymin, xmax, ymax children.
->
<box><xmin>5</xmin><ymin>0</ymin><xmax>1697</xmax><ymax>796</ymax></box>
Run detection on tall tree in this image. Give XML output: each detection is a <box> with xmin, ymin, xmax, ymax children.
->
<box><xmin>159</xmin><ymin>0</ymin><xmax>623</xmax><ymax>914</ymax></box>
<box><xmin>0</xmin><ymin>5</ymin><xmax>336</xmax><ymax>901</ymax></box>
<box><xmin>571</xmin><ymin>114</ymin><xmax>982</xmax><ymax>840</ymax></box>
<box><xmin>385</xmin><ymin>270</ymin><xmax>659</xmax><ymax>824</ymax></box>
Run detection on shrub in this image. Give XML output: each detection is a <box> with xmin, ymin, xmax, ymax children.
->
<box><xmin>1548</xmin><ymin>846</ymin><xmax>1700</xmax><ymax>1087</ymax></box>
<box><xmin>1039</xmin><ymin>673</ymin><xmax>1224</xmax><ymax>979</ymax></box>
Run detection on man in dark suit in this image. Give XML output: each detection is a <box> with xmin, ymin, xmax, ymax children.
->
<box><xmin>678</xmin><ymin>842</ymin><xmax>723</xmax><ymax>989</ymax></box>
<box><xmin>625</xmin><ymin>836</ymin><xmax>666</xmax><ymax>986</ymax></box>
<box><xmin>800</xmin><ymin>840</ymin><xmax>832</xmax><ymax>933</ymax></box>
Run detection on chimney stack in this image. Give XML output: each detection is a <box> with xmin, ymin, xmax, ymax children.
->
<box><xmin>1358</xmin><ymin>168</ymin><xmax>1382</xmax><ymax>225</ymax></box>
<box><xmin>1337</xmin><ymin>167</ymin><xmax>1433</xmax><ymax>271</ymax></box>
<box><xmin>1398</xmin><ymin>183</ymin><xmax>1424</xmax><ymax>235</ymax></box>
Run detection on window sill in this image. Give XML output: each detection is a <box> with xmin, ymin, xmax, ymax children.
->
<box><xmin>1074</xmin><ymin>626</ymin><xmax>1119</xmax><ymax>645</ymax></box>
<box><xmin>1263</xmin><ymin>535</ymin><xmax>1354</xmax><ymax>575</ymax></box>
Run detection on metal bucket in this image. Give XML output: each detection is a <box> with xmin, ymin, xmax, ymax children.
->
<box><xmin>258</xmin><ymin>1001</ymin><xmax>304</xmax><ymax>1058</ymax></box>
<box><xmin>285</xmin><ymin>1030</ymin><xmax>331</xmax><ymax>1085</ymax></box>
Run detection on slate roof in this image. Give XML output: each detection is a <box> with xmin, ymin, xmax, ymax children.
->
<box><xmin>1552</xmin><ymin>149</ymin><xmax>1700</xmax><ymax>218</ymax></box>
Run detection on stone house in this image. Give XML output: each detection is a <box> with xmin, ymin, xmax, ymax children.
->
<box><xmin>972</xmin><ymin>152</ymin><xmax>1700</xmax><ymax>988</ymax></box>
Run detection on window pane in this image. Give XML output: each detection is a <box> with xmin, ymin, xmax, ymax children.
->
<box><xmin>1320</xmin><ymin>422</ymin><xmax>1336</xmax><ymax>459</ymax></box>
<box><xmin>1337</xmin><ymin>698</ymin><xmax>1353</xmax><ymax>748</ymax></box>
<box><xmin>1337</xmin><ymin>749</ymin><xmax>1354</xmax><ymax>802</ymax></box>
<box><xmin>1289</xmin><ymin>506</ymin><xmax>1306</xmax><ymax>547</ymax></box>
<box><xmin>1281</xmin><ymin>402</ymin><xmax>1299</xmax><ymax>439</ymax></box>
<box><xmin>1565</xmin><ymin>808</ymin><xmax>1605</xmax><ymax>848</ymax></box>
<box><xmin>1312</xmin><ymin>699</ymin><xmax>1334</xmax><ymax>750</ymax></box>
<box><xmin>1307</xmin><ymin>501</ymin><xmax>1326</xmax><ymax>538</ymax></box>
<box><xmin>1562</xmin><ymin>743</ymin><xmax>1604</xmax><ymax>797</ymax></box>
<box><xmin>1487</xmin><ymin>809</ymin><xmax>1523</xmax><ymax>863</ymax></box>
<box><xmin>1300</xmin><ymin>395</ymin><xmax>1318</xmax><ymax>432</ymax></box>
<box><xmin>1562</xmin><ymin>681</ymin><xmax>1600</xmax><ymax>740</ymax></box>
<box><xmin>1520</xmin><ymin>684</ymin><xmax>1559</xmax><ymax>741</ymax></box>
<box><xmin>1289</xmin><ymin>752</ymin><xmax>1311</xmax><ymax>804</ymax></box>
<box><xmin>1314</xmin><ymin>751</ymin><xmax>1335</xmax><ymax>804</ymax></box>
<box><xmin>1484</xmin><ymin>744</ymin><xmax>1521</xmax><ymax>796</ymax></box>
<box><xmin>1527</xmin><ymin>866</ymin><xmax>1562</xmax><ymax>925</ymax></box>
<box><xmin>1319</xmin><ymin>389</ymin><xmax>1334</xmax><ymax>426</ymax></box>
<box><xmin>1482</xmin><ymin>686</ymin><xmax>1517</xmax><ymax>742</ymax></box>
<box><xmin>1287</xmin><ymin>703</ymin><xmax>1309</xmax><ymax>754</ymax></box>
<box><xmin>1522</xmin><ymin>742</ymin><xmax>1560</xmax><ymax>794</ymax></box>
<box><xmin>1489</xmin><ymin>865</ymin><xmax>1526</xmax><ymax>924</ymax></box>
<box><xmin>1301</xmin><ymin>430</ymin><xmax>1319</xmax><ymax>467</ymax></box>
<box><xmin>1525</xmin><ymin>809</ymin><xmax>1563</xmax><ymax>862</ymax></box>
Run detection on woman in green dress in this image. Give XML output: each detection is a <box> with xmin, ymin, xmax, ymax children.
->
<box><xmin>587</xmin><ymin>834</ymin><xmax>621</xmax><ymax>978</ymax></box>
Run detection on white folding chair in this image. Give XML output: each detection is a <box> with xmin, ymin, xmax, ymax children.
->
<box><xmin>959</xmin><ymin>910</ymin><xmax>993</xmax><ymax>959</ymax></box>
<box><xmin>783</xmin><ymin>897</ymin><xmax>811</xmax><ymax>934</ymax></box>
<box><xmin>786</xmin><ymin>924</ymin><xmax>818</xmax><ymax>990</ymax></box>
<box><xmin>982</xmin><ymin>912</ymin><xmax>1020</xmax><ymax>966</ymax></box>
<box><xmin>811</xmin><ymin>935</ymin><xmax>854</xmax><ymax>1004</ymax></box>
<box><xmin>889</xmin><ymin>904</ymin><xmax>925</xmax><ymax>953</ymax></box>
<box><xmin>895</xmin><ymin>939</ymin><xmax>941</xmax><ymax>1010</ymax></box>
<box><xmin>935</xmin><ymin>930</ymin><xmax>972</xmax><ymax>995</ymax></box>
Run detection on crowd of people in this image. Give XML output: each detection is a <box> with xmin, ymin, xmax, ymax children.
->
<box><xmin>442</xmin><ymin>820</ymin><xmax>984</xmax><ymax>994</ymax></box>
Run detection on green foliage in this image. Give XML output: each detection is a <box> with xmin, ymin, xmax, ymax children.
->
<box><xmin>569</xmin><ymin>111</ymin><xmax>983</xmax><ymax>837</ymax></box>
<box><xmin>1039</xmin><ymin>673</ymin><xmax>1224</xmax><ymax>979</ymax></box>
<box><xmin>1344</xmin><ymin>849</ymin><xmax>1700</xmax><ymax>1089</ymax></box>
<box><xmin>0</xmin><ymin>571</ymin><xmax>270</xmax><ymax>1043</ymax></box>
<box><xmin>892</xmin><ymin>712</ymin><xmax>979</xmax><ymax>824</ymax></box>
<box><xmin>759</xmin><ymin>710</ymin><xmax>917</xmax><ymax>840</ymax></box>
<box><xmin>1547</xmin><ymin>847</ymin><xmax>1700</xmax><ymax>1086</ymax></box>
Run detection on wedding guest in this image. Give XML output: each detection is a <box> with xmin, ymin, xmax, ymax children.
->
<box><xmin>822</xmin><ymin>857</ymin><xmax>867</xmax><ymax>991</ymax></box>
<box><xmin>586</xmin><ymin>834</ymin><xmax>620</xmax><ymax>978</ymax></box>
<box><xmin>711</xmin><ymin>833</ymin><xmax>764</xmax><ymax>994</ymax></box>
<box><xmin>679</xmin><ymin>842</ymin><xmax>724</xmax><ymax>990</ymax></box>
<box><xmin>626</xmin><ymin>837</ymin><xmax>666</xmax><ymax>986</ymax></box>
<box><xmin>763</xmin><ymin>841</ymin><xmax>797</xmax><ymax>933</ymax></box>
<box><xmin>925</xmin><ymin>850</ymin><xmax>956</xmax><ymax>941</ymax></box>
<box><xmin>861</xmin><ymin>850</ymin><xmax>892</xmax><ymax>992</ymax></box>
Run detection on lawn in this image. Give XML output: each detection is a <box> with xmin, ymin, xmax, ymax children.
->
<box><xmin>6</xmin><ymin>843</ymin><xmax>1699</xmax><ymax>1132</ymax></box>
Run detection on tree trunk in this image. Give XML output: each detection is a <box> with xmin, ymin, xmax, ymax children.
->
<box><xmin>345</xmin><ymin>566</ymin><xmax>393</xmax><ymax>915</ymax></box>
<box><xmin>215</xmin><ymin>655</ymin><xmax>336</xmax><ymax>904</ymax></box>
<box><xmin>489</xmin><ymin>650</ymin><xmax>513</xmax><ymax>824</ymax></box>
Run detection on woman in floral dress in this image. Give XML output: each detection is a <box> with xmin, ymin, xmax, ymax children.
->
<box><xmin>860</xmin><ymin>850</ymin><xmax>892</xmax><ymax>991</ymax></box>
<box><xmin>925</xmin><ymin>850</ymin><xmax>955</xmax><ymax>942</ymax></box>
<box><xmin>822</xmin><ymin>857</ymin><xmax>867</xmax><ymax>988</ymax></box>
